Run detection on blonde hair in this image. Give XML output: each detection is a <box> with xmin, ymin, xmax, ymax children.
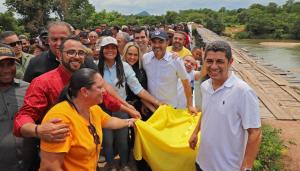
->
<box><xmin>122</xmin><ymin>42</ymin><xmax>143</xmax><ymax>69</ymax></box>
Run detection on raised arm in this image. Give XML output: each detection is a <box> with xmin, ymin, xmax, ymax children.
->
<box><xmin>181</xmin><ymin>79</ymin><xmax>197</xmax><ymax>114</ymax></box>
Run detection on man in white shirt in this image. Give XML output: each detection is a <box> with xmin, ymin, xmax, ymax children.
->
<box><xmin>143</xmin><ymin>30</ymin><xmax>197</xmax><ymax>114</ymax></box>
<box><xmin>189</xmin><ymin>40</ymin><xmax>262</xmax><ymax>171</ymax></box>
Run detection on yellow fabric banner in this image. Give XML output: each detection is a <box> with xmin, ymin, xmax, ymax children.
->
<box><xmin>133</xmin><ymin>105</ymin><xmax>201</xmax><ymax>171</ymax></box>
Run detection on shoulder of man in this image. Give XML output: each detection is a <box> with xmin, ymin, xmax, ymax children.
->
<box><xmin>14</xmin><ymin>78</ymin><xmax>30</xmax><ymax>86</ymax></box>
<box><xmin>28</xmin><ymin>51</ymin><xmax>48</xmax><ymax>64</ymax></box>
<box><xmin>22</xmin><ymin>52</ymin><xmax>34</xmax><ymax>59</ymax></box>
<box><xmin>142</xmin><ymin>51</ymin><xmax>154</xmax><ymax>64</ymax></box>
<box><xmin>234</xmin><ymin>76</ymin><xmax>255</xmax><ymax>93</ymax></box>
<box><xmin>83</xmin><ymin>56</ymin><xmax>98</xmax><ymax>71</ymax></box>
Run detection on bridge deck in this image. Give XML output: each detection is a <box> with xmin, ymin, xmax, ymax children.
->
<box><xmin>196</xmin><ymin>27</ymin><xmax>300</xmax><ymax>120</ymax></box>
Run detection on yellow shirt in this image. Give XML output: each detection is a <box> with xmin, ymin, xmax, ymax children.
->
<box><xmin>166</xmin><ymin>46</ymin><xmax>192</xmax><ymax>58</ymax></box>
<box><xmin>40</xmin><ymin>101</ymin><xmax>111</xmax><ymax>171</ymax></box>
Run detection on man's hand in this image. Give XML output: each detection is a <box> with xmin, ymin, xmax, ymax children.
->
<box><xmin>171</xmin><ymin>51</ymin><xmax>179</xmax><ymax>59</ymax></box>
<box><xmin>38</xmin><ymin>118</ymin><xmax>70</xmax><ymax>142</ymax></box>
<box><xmin>126</xmin><ymin>103</ymin><xmax>136</xmax><ymax>110</ymax></box>
<box><xmin>188</xmin><ymin>105</ymin><xmax>198</xmax><ymax>115</ymax></box>
<box><xmin>189</xmin><ymin>132</ymin><xmax>198</xmax><ymax>150</ymax></box>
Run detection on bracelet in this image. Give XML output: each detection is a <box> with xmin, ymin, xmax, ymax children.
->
<box><xmin>35</xmin><ymin>125</ymin><xmax>39</xmax><ymax>137</ymax></box>
<box><xmin>127</xmin><ymin>119</ymin><xmax>132</xmax><ymax>127</ymax></box>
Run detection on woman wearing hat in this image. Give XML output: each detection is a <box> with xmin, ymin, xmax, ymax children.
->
<box><xmin>98</xmin><ymin>36</ymin><xmax>161</xmax><ymax>171</ymax></box>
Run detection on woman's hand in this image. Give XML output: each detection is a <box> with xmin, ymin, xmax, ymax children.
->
<box><xmin>127</xmin><ymin>118</ymin><xmax>137</xmax><ymax>127</ymax></box>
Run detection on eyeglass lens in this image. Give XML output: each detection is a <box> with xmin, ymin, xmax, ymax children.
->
<box><xmin>9</xmin><ymin>41</ymin><xmax>22</xmax><ymax>47</ymax></box>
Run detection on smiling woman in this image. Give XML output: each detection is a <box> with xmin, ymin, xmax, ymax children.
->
<box><xmin>39</xmin><ymin>68</ymin><xmax>136</xmax><ymax>171</ymax></box>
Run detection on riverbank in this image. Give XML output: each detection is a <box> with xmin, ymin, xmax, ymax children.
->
<box><xmin>259</xmin><ymin>42</ymin><xmax>300</xmax><ymax>48</ymax></box>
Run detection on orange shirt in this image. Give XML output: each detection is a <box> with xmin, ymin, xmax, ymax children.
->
<box><xmin>40</xmin><ymin>101</ymin><xmax>111</xmax><ymax>171</ymax></box>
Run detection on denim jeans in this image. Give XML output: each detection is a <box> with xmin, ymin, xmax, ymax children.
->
<box><xmin>102</xmin><ymin>111</ymin><xmax>129</xmax><ymax>166</ymax></box>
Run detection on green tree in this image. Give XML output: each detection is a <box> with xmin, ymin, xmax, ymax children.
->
<box><xmin>0</xmin><ymin>11</ymin><xmax>22</xmax><ymax>33</ymax></box>
<box><xmin>61</xmin><ymin>0</ymin><xmax>95</xmax><ymax>29</ymax></box>
<box><xmin>87</xmin><ymin>10</ymin><xmax>127</xmax><ymax>28</ymax></box>
<box><xmin>205</xmin><ymin>13</ymin><xmax>225</xmax><ymax>35</ymax></box>
<box><xmin>291</xmin><ymin>17</ymin><xmax>300</xmax><ymax>39</ymax></box>
<box><xmin>266</xmin><ymin>2</ymin><xmax>279</xmax><ymax>14</ymax></box>
<box><xmin>5</xmin><ymin>0</ymin><xmax>53</xmax><ymax>34</ymax></box>
<box><xmin>165</xmin><ymin>11</ymin><xmax>179</xmax><ymax>24</ymax></box>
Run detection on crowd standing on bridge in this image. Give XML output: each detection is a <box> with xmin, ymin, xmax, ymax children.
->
<box><xmin>0</xmin><ymin>20</ymin><xmax>261</xmax><ymax>171</ymax></box>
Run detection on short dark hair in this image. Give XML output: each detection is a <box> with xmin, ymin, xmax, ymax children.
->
<box><xmin>112</xmin><ymin>25</ymin><xmax>120</xmax><ymax>31</ymax></box>
<box><xmin>0</xmin><ymin>31</ymin><xmax>16</xmax><ymax>43</ymax></box>
<box><xmin>133</xmin><ymin>27</ymin><xmax>148</xmax><ymax>37</ymax></box>
<box><xmin>204</xmin><ymin>41</ymin><xmax>232</xmax><ymax>60</ymax></box>
<box><xmin>59</xmin><ymin>36</ymin><xmax>81</xmax><ymax>52</ymax></box>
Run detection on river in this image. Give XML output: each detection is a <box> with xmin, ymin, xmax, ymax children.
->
<box><xmin>230</xmin><ymin>39</ymin><xmax>300</xmax><ymax>79</ymax></box>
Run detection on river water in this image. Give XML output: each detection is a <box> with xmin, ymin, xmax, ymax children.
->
<box><xmin>230</xmin><ymin>39</ymin><xmax>300</xmax><ymax>79</ymax></box>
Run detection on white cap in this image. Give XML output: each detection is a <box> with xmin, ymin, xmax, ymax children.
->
<box><xmin>100</xmin><ymin>36</ymin><xmax>118</xmax><ymax>47</ymax></box>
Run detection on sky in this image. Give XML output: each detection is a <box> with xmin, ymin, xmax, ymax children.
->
<box><xmin>0</xmin><ymin>0</ymin><xmax>293</xmax><ymax>15</ymax></box>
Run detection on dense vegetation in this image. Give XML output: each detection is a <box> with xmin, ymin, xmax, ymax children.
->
<box><xmin>0</xmin><ymin>0</ymin><xmax>299</xmax><ymax>39</ymax></box>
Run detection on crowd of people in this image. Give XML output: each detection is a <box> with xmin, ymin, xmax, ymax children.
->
<box><xmin>0</xmin><ymin>20</ymin><xmax>261</xmax><ymax>171</ymax></box>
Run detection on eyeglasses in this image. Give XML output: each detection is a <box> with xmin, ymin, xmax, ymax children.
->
<box><xmin>64</xmin><ymin>49</ymin><xmax>87</xmax><ymax>58</ymax></box>
<box><xmin>88</xmin><ymin>123</ymin><xmax>100</xmax><ymax>145</ymax></box>
<box><xmin>8</xmin><ymin>41</ymin><xmax>22</xmax><ymax>47</ymax></box>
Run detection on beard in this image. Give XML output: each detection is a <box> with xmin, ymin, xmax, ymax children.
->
<box><xmin>61</xmin><ymin>59</ymin><xmax>83</xmax><ymax>72</ymax></box>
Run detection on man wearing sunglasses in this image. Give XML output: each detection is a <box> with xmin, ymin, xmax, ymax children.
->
<box><xmin>0</xmin><ymin>31</ymin><xmax>34</xmax><ymax>79</ymax></box>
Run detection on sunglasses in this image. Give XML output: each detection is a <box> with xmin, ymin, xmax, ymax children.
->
<box><xmin>88</xmin><ymin>123</ymin><xmax>100</xmax><ymax>145</ymax></box>
<box><xmin>8</xmin><ymin>41</ymin><xmax>22</xmax><ymax>47</ymax></box>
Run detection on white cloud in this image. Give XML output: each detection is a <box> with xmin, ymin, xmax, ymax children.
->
<box><xmin>0</xmin><ymin>0</ymin><xmax>6</xmax><ymax>12</ymax></box>
<box><xmin>90</xmin><ymin>0</ymin><xmax>289</xmax><ymax>15</ymax></box>
<box><xmin>0</xmin><ymin>0</ymin><xmax>293</xmax><ymax>14</ymax></box>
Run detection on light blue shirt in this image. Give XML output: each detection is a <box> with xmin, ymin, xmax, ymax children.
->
<box><xmin>103</xmin><ymin>61</ymin><xmax>143</xmax><ymax>100</ymax></box>
<box><xmin>143</xmin><ymin>51</ymin><xmax>188</xmax><ymax>107</ymax></box>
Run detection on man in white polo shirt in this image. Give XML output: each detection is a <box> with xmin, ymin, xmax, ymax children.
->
<box><xmin>189</xmin><ymin>40</ymin><xmax>262</xmax><ymax>171</ymax></box>
<box><xmin>143</xmin><ymin>30</ymin><xmax>197</xmax><ymax>114</ymax></box>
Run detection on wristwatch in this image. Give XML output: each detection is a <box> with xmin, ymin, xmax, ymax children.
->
<box><xmin>244</xmin><ymin>168</ymin><xmax>252</xmax><ymax>171</ymax></box>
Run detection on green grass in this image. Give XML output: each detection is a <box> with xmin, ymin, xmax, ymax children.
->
<box><xmin>253</xmin><ymin>124</ymin><xmax>291</xmax><ymax>171</ymax></box>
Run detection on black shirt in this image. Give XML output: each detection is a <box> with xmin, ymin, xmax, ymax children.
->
<box><xmin>126</xmin><ymin>65</ymin><xmax>148</xmax><ymax>112</ymax></box>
